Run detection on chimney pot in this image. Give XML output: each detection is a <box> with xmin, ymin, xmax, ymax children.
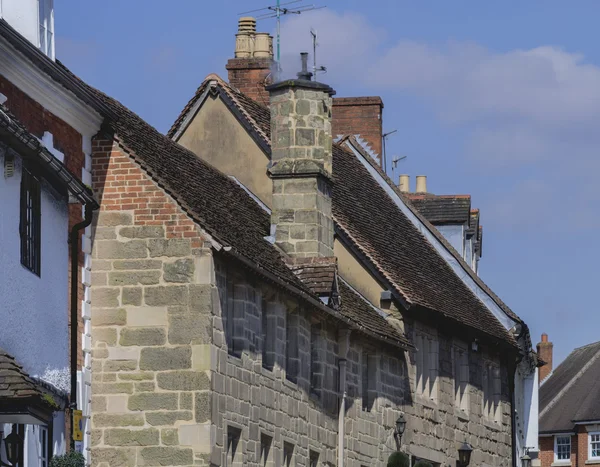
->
<box><xmin>415</xmin><ymin>175</ymin><xmax>427</xmax><ymax>193</ymax></box>
<box><xmin>399</xmin><ymin>174</ymin><xmax>410</xmax><ymax>193</ymax></box>
<box><xmin>541</xmin><ymin>333</ymin><xmax>548</xmax><ymax>343</ymax></box>
<box><xmin>238</xmin><ymin>17</ymin><xmax>257</xmax><ymax>34</ymax></box>
<box><xmin>297</xmin><ymin>52</ymin><xmax>313</xmax><ymax>81</ymax></box>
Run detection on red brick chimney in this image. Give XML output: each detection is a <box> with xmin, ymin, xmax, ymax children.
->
<box><xmin>332</xmin><ymin>97</ymin><xmax>384</xmax><ymax>159</ymax></box>
<box><xmin>537</xmin><ymin>333</ymin><xmax>553</xmax><ymax>382</ymax></box>
<box><xmin>226</xmin><ymin>17</ymin><xmax>274</xmax><ymax>106</ymax></box>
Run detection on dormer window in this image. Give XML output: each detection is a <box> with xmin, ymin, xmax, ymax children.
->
<box><xmin>38</xmin><ymin>0</ymin><xmax>54</xmax><ymax>59</ymax></box>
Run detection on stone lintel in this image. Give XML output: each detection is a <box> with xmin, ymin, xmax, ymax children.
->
<box><xmin>268</xmin><ymin>160</ymin><xmax>333</xmax><ymax>183</ymax></box>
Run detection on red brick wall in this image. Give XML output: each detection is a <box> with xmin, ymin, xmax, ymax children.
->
<box><xmin>538</xmin><ymin>333</ymin><xmax>553</xmax><ymax>382</ymax></box>
<box><xmin>332</xmin><ymin>97</ymin><xmax>384</xmax><ymax>160</ymax></box>
<box><xmin>91</xmin><ymin>137</ymin><xmax>205</xmax><ymax>247</ymax></box>
<box><xmin>576</xmin><ymin>427</ymin><xmax>588</xmax><ymax>467</ymax></box>
<box><xmin>226</xmin><ymin>57</ymin><xmax>273</xmax><ymax>107</ymax></box>
<box><xmin>539</xmin><ymin>435</ymin><xmax>578</xmax><ymax>467</ymax></box>
<box><xmin>0</xmin><ymin>74</ymin><xmax>87</xmax><ymax>370</ymax></box>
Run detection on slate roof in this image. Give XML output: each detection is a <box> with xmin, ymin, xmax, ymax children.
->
<box><xmin>172</xmin><ymin>76</ymin><xmax>519</xmax><ymax>345</ymax></box>
<box><xmin>539</xmin><ymin>341</ymin><xmax>600</xmax><ymax>433</ymax></box>
<box><xmin>54</xmin><ymin>64</ymin><xmax>411</xmax><ymax>350</ymax></box>
<box><xmin>289</xmin><ymin>257</ymin><xmax>337</xmax><ymax>296</ymax></box>
<box><xmin>406</xmin><ymin>194</ymin><xmax>472</xmax><ymax>225</ymax></box>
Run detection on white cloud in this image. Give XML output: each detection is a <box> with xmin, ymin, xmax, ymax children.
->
<box><xmin>279</xmin><ymin>10</ymin><xmax>600</xmax><ymax>230</ymax></box>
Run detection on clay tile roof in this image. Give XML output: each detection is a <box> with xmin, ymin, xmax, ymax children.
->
<box><xmin>188</xmin><ymin>77</ymin><xmax>519</xmax><ymax>344</ymax></box>
<box><xmin>0</xmin><ymin>349</ymin><xmax>44</xmax><ymax>400</ymax></box>
<box><xmin>338</xmin><ymin>280</ymin><xmax>412</xmax><ymax>349</ymax></box>
<box><xmin>406</xmin><ymin>194</ymin><xmax>471</xmax><ymax>225</ymax></box>
<box><xmin>55</xmin><ymin>64</ymin><xmax>411</xmax><ymax>349</ymax></box>
<box><xmin>288</xmin><ymin>257</ymin><xmax>337</xmax><ymax>296</ymax></box>
<box><xmin>539</xmin><ymin>341</ymin><xmax>600</xmax><ymax>433</ymax></box>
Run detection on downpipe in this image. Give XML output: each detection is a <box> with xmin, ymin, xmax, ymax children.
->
<box><xmin>338</xmin><ymin>330</ymin><xmax>351</xmax><ymax>467</ymax></box>
<box><xmin>69</xmin><ymin>204</ymin><xmax>94</xmax><ymax>449</ymax></box>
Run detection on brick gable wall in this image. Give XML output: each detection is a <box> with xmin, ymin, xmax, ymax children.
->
<box><xmin>332</xmin><ymin>97</ymin><xmax>384</xmax><ymax>160</ymax></box>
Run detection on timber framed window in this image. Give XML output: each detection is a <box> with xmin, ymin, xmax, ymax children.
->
<box><xmin>554</xmin><ymin>435</ymin><xmax>571</xmax><ymax>462</ymax></box>
<box><xmin>20</xmin><ymin>166</ymin><xmax>41</xmax><ymax>276</ymax></box>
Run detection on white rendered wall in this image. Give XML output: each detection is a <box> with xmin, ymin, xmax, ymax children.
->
<box><xmin>0</xmin><ymin>154</ymin><xmax>69</xmax><ymax>385</ymax></box>
<box><xmin>0</xmin><ymin>0</ymin><xmax>39</xmax><ymax>46</ymax></box>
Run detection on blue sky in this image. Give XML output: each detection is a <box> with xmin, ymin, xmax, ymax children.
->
<box><xmin>57</xmin><ymin>1</ymin><xmax>600</xmax><ymax>365</ymax></box>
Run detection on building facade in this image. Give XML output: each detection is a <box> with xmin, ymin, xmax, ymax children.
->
<box><xmin>539</xmin><ymin>336</ymin><xmax>600</xmax><ymax>467</ymax></box>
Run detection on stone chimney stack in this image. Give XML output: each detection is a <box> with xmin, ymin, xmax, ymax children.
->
<box><xmin>537</xmin><ymin>333</ymin><xmax>553</xmax><ymax>382</ymax></box>
<box><xmin>267</xmin><ymin>53</ymin><xmax>336</xmax><ymax>259</ymax></box>
<box><xmin>226</xmin><ymin>17</ymin><xmax>274</xmax><ymax>106</ymax></box>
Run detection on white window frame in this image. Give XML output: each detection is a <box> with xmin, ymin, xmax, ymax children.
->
<box><xmin>38</xmin><ymin>0</ymin><xmax>55</xmax><ymax>59</ymax></box>
<box><xmin>589</xmin><ymin>432</ymin><xmax>600</xmax><ymax>460</ymax></box>
<box><xmin>554</xmin><ymin>435</ymin><xmax>571</xmax><ymax>462</ymax></box>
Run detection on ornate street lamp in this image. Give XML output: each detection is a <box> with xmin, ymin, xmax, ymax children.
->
<box><xmin>521</xmin><ymin>453</ymin><xmax>532</xmax><ymax>467</ymax></box>
<box><xmin>394</xmin><ymin>414</ymin><xmax>407</xmax><ymax>451</ymax></box>
<box><xmin>2</xmin><ymin>427</ymin><xmax>23</xmax><ymax>466</ymax></box>
<box><xmin>457</xmin><ymin>442</ymin><xmax>473</xmax><ymax>467</ymax></box>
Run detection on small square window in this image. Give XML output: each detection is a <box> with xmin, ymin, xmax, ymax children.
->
<box><xmin>555</xmin><ymin>435</ymin><xmax>571</xmax><ymax>461</ymax></box>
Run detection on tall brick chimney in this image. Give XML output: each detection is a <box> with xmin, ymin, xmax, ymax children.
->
<box><xmin>332</xmin><ymin>97</ymin><xmax>384</xmax><ymax>159</ymax></box>
<box><xmin>226</xmin><ymin>17</ymin><xmax>274</xmax><ymax>106</ymax></box>
<box><xmin>267</xmin><ymin>53</ymin><xmax>336</xmax><ymax>259</ymax></box>
<box><xmin>537</xmin><ymin>333</ymin><xmax>553</xmax><ymax>382</ymax></box>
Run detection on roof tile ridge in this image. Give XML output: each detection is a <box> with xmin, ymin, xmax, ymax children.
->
<box><xmin>573</xmin><ymin>340</ymin><xmax>600</xmax><ymax>351</ymax></box>
<box><xmin>217</xmin><ymin>81</ymin><xmax>271</xmax><ymax>146</ymax></box>
<box><xmin>540</xmin><ymin>346</ymin><xmax>600</xmax><ymax>418</ymax></box>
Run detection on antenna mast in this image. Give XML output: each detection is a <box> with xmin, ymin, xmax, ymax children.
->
<box><xmin>310</xmin><ymin>29</ymin><xmax>327</xmax><ymax>80</ymax></box>
<box><xmin>382</xmin><ymin>129</ymin><xmax>398</xmax><ymax>172</ymax></box>
<box><xmin>239</xmin><ymin>1</ymin><xmax>326</xmax><ymax>71</ymax></box>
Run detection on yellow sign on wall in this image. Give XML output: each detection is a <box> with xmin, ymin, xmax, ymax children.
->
<box><xmin>72</xmin><ymin>410</ymin><xmax>83</xmax><ymax>441</ymax></box>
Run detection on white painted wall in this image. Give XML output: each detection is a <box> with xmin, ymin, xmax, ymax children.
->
<box><xmin>0</xmin><ymin>0</ymin><xmax>39</xmax><ymax>46</ymax></box>
<box><xmin>0</xmin><ymin>154</ymin><xmax>69</xmax><ymax>383</ymax></box>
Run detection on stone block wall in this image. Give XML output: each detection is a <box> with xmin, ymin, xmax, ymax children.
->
<box><xmin>90</xmin><ymin>139</ymin><xmax>217</xmax><ymax>466</ymax></box>
<box><xmin>212</xmin><ymin>258</ymin><xmax>406</xmax><ymax>467</ymax></box>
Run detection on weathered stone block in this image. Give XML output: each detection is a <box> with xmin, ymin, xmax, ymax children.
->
<box><xmin>189</xmin><ymin>285</ymin><xmax>213</xmax><ymax>311</ymax></box>
<box><xmin>94</xmin><ymin>328</ymin><xmax>117</xmax><ymax>346</ymax></box>
<box><xmin>156</xmin><ymin>371</ymin><xmax>210</xmax><ymax>391</ymax></box>
<box><xmin>139</xmin><ymin>347</ymin><xmax>191</xmax><ymax>371</ymax></box>
<box><xmin>191</xmin><ymin>345</ymin><xmax>211</xmax><ymax>371</ymax></box>
<box><xmin>109</xmin><ymin>271</ymin><xmax>161</xmax><ymax>286</ymax></box>
<box><xmin>91</xmin><ymin>288</ymin><xmax>120</xmax><ymax>308</ymax></box>
<box><xmin>145</xmin><ymin>411</ymin><xmax>193</xmax><ymax>426</ymax></box>
<box><xmin>139</xmin><ymin>447</ymin><xmax>193</xmax><ymax>466</ymax></box>
<box><xmin>104</xmin><ymin>359</ymin><xmax>137</xmax><ymax>372</ymax></box>
<box><xmin>180</xmin><ymin>393</ymin><xmax>193</xmax><ymax>410</ymax></box>
<box><xmin>148</xmin><ymin>239</ymin><xmax>191</xmax><ymax>258</ymax></box>
<box><xmin>145</xmin><ymin>286</ymin><xmax>188</xmax><ymax>306</ymax></box>
<box><xmin>91</xmin><ymin>272</ymin><xmax>107</xmax><ymax>286</ymax></box>
<box><xmin>127</xmin><ymin>306</ymin><xmax>167</xmax><ymax>326</ymax></box>
<box><xmin>296</xmin><ymin>99</ymin><xmax>311</xmax><ymax>115</ymax></box>
<box><xmin>135</xmin><ymin>381</ymin><xmax>156</xmax><ymax>392</ymax></box>
<box><xmin>97</xmin><ymin>240</ymin><xmax>148</xmax><ymax>259</ymax></box>
<box><xmin>91</xmin><ymin>396</ymin><xmax>106</xmax><ymax>413</ymax></box>
<box><xmin>122</xmin><ymin>287</ymin><xmax>142</xmax><ymax>306</ymax></box>
<box><xmin>163</xmin><ymin>259</ymin><xmax>195</xmax><ymax>283</ymax></box>
<box><xmin>120</xmin><ymin>328</ymin><xmax>166</xmax><ymax>346</ymax></box>
<box><xmin>96</xmin><ymin>212</ymin><xmax>133</xmax><ymax>227</ymax></box>
<box><xmin>91</xmin><ymin>447</ymin><xmax>136</xmax><ymax>467</ymax></box>
<box><xmin>128</xmin><ymin>393</ymin><xmax>178</xmax><ymax>411</ymax></box>
<box><xmin>296</xmin><ymin>128</ymin><xmax>315</xmax><ymax>146</ymax></box>
<box><xmin>94</xmin><ymin>382</ymin><xmax>133</xmax><ymax>395</ymax></box>
<box><xmin>119</xmin><ymin>226</ymin><xmax>164</xmax><ymax>238</ymax></box>
<box><xmin>105</xmin><ymin>428</ymin><xmax>159</xmax><ymax>446</ymax></box>
<box><xmin>93</xmin><ymin>227</ymin><xmax>117</xmax><ymax>240</ymax></box>
<box><xmin>161</xmin><ymin>428</ymin><xmax>179</xmax><ymax>446</ymax></box>
<box><xmin>93</xmin><ymin>413</ymin><xmax>145</xmax><ymax>427</ymax></box>
<box><xmin>195</xmin><ymin>392</ymin><xmax>211</xmax><ymax>423</ymax></box>
<box><xmin>118</xmin><ymin>371</ymin><xmax>154</xmax><ymax>381</ymax></box>
<box><xmin>168</xmin><ymin>314</ymin><xmax>210</xmax><ymax>345</ymax></box>
<box><xmin>92</xmin><ymin>308</ymin><xmax>126</xmax><ymax>326</ymax></box>
<box><xmin>113</xmin><ymin>259</ymin><xmax>163</xmax><ymax>270</ymax></box>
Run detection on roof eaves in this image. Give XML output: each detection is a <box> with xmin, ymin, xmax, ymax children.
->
<box><xmin>0</xmin><ymin>107</ymin><xmax>99</xmax><ymax>209</ymax></box>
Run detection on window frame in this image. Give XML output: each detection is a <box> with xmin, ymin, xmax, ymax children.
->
<box><xmin>414</xmin><ymin>332</ymin><xmax>439</xmax><ymax>402</ymax></box>
<box><xmin>20</xmin><ymin>165</ymin><xmax>42</xmax><ymax>276</ymax></box>
<box><xmin>362</xmin><ymin>351</ymin><xmax>377</xmax><ymax>412</ymax></box>
<box><xmin>589</xmin><ymin>432</ymin><xmax>600</xmax><ymax>460</ymax></box>
<box><xmin>554</xmin><ymin>435</ymin><xmax>571</xmax><ymax>462</ymax></box>
<box><xmin>453</xmin><ymin>344</ymin><xmax>470</xmax><ymax>413</ymax></box>
<box><xmin>38</xmin><ymin>0</ymin><xmax>54</xmax><ymax>59</ymax></box>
